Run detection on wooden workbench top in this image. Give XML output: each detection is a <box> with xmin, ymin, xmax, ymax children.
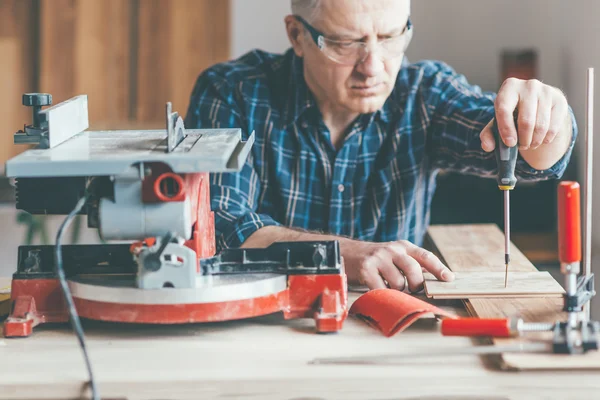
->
<box><xmin>1</xmin><ymin>291</ymin><xmax>598</xmax><ymax>400</ymax></box>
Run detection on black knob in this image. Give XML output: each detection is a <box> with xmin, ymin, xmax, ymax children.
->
<box><xmin>22</xmin><ymin>93</ymin><xmax>52</xmax><ymax>107</ymax></box>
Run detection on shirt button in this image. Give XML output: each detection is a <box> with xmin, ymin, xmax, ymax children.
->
<box><xmin>337</xmin><ymin>184</ymin><xmax>345</xmax><ymax>193</ymax></box>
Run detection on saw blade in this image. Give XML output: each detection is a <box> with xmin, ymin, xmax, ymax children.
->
<box><xmin>166</xmin><ymin>102</ymin><xmax>187</xmax><ymax>153</ymax></box>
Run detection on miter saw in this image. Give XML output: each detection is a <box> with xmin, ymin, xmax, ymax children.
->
<box><xmin>3</xmin><ymin>93</ymin><xmax>348</xmax><ymax>338</ymax></box>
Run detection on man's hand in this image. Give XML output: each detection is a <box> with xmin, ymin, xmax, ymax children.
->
<box><xmin>340</xmin><ymin>240</ymin><xmax>455</xmax><ymax>292</ymax></box>
<box><xmin>479</xmin><ymin>78</ymin><xmax>572</xmax><ymax>171</ymax></box>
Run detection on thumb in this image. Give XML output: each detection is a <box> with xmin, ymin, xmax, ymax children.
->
<box><xmin>480</xmin><ymin>119</ymin><xmax>496</xmax><ymax>153</ymax></box>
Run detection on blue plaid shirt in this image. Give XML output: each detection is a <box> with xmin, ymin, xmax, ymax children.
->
<box><xmin>184</xmin><ymin>49</ymin><xmax>577</xmax><ymax>251</ymax></box>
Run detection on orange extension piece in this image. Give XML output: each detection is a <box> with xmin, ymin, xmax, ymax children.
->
<box><xmin>349</xmin><ymin>289</ymin><xmax>457</xmax><ymax>337</ymax></box>
<box><xmin>558</xmin><ymin>181</ymin><xmax>582</xmax><ymax>264</ymax></box>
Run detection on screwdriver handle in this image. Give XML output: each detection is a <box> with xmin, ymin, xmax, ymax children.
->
<box><xmin>441</xmin><ymin>318</ymin><xmax>512</xmax><ymax>337</ymax></box>
<box><xmin>557</xmin><ymin>181</ymin><xmax>582</xmax><ymax>264</ymax></box>
<box><xmin>492</xmin><ymin>118</ymin><xmax>519</xmax><ymax>190</ymax></box>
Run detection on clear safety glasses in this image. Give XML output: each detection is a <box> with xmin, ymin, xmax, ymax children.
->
<box><xmin>295</xmin><ymin>15</ymin><xmax>413</xmax><ymax>66</ymax></box>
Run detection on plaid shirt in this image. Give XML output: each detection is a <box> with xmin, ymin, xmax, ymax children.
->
<box><xmin>184</xmin><ymin>49</ymin><xmax>577</xmax><ymax>251</ymax></box>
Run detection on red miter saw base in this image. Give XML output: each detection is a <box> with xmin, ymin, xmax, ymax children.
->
<box><xmin>4</xmin><ymin>274</ymin><xmax>347</xmax><ymax>337</ymax></box>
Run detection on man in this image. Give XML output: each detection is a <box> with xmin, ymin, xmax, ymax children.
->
<box><xmin>184</xmin><ymin>0</ymin><xmax>576</xmax><ymax>293</ymax></box>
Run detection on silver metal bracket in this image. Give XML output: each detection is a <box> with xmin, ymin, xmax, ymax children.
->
<box><xmin>166</xmin><ymin>102</ymin><xmax>187</xmax><ymax>153</ymax></box>
<box><xmin>14</xmin><ymin>95</ymin><xmax>89</xmax><ymax>149</ymax></box>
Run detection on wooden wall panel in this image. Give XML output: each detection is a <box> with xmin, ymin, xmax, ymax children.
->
<box><xmin>40</xmin><ymin>0</ymin><xmax>132</xmax><ymax>127</ymax></box>
<box><xmin>136</xmin><ymin>0</ymin><xmax>230</xmax><ymax>122</ymax></box>
<box><xmin>0</xmin><ymin>0</ymin><xmax>230</xmax><ymax>165</ymax></box>
<box><xmin>0</xmin><ymin>0</ymin><xmax>36</xmax><ymax>164</ymax></box>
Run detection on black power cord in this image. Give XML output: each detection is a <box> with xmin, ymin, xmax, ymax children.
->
<box><xmin>54</xmin><ymin>184</ymin><xmax>99</xmax><ymax>400</ymax></box>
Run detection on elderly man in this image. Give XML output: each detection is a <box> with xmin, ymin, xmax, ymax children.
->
<box><xmin>184</xmin><ymin>0</ymin><xmax>576</xmax><ymax>292</ymax></box>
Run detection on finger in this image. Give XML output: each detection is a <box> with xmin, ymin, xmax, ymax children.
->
<box><xmin>479</xmin><ymin>119</ymin><xmax>495</xmax><ymax>152</ymax></box>
<box><xmin>378</xmin><ymin>260</ymin><xmax>407</xmax><ymax>291</ymax></box>
<box><xmin>530</xmin><ymin>97</ymin><xmax>552</xmax><ymax>149</ymax></box>
<box><xmin>393</xmin><ymin>254</ymin><xmax>425</xmax><ymax>292</ymax></box>
<box><xmin>547</xmin><ymin>97</ymin><xmax>569</xmax><ymax>145</ymax></box>
<box><xmin>517</xmin><ymin>81</ymin><xmax>543</xmax><ymax>149</ymax></box>
<box><xmin>402</xmin><ymin>241</ymin><xmax>455</xmax><ymax>282</ymax></box>
<box><xmin>495</xmin><ymin>78</ymin><xmax>520</xmax><ymax>147</ymax></box>
<box><xmin>358</xmin><ymin>259</ymin><xmax>387</xmax><ymax>290</ymax></box>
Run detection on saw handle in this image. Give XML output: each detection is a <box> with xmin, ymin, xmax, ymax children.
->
<box><xmin>557</xmin><ymin>181</ymin><xmax>582</xmax><ymax>264</ymax></box>
<box><xmin>441</xmin><ymin>318</ymin><xmax>511</xmax><ymax>337</ymax></box>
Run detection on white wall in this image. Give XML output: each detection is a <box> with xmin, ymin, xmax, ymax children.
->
<box><xmin>561</xmin><ymin>0</ymin><xmax>600</xmax><ymax>318</ymax></box>
<box><xmin>406</xmin><ymin>0</ymin><xmax>565</xmax><ymax>91</ymax></box>
<box><xmin>230</xmin><ymin>0</ymin><xmax>566</xmax><ymax>90</ymax></box>
<box><xmin>231</xmin><ymin>0</ymin><xmax>292</xmax><ymax>58</ymax></box>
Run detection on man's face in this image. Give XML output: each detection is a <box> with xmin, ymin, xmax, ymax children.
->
<box><xmin>298</xmin><ymin>0</ymin><xmax>410</xmax><ymax>115</ymax></box>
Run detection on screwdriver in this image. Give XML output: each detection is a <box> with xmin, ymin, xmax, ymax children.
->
<box><xmin>492</xmin><ymin>117</ymin><xmax>518</xmax><ymax>288</ymax></box>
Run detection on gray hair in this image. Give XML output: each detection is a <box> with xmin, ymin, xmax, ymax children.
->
<box><xmin>291</xmin><ymin>0</ymin><xmax>321</xmax><ymax>22</ymax></box>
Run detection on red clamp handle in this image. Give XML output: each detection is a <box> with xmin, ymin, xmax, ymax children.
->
<box><xmin>441</xmin><ymin>318</ymin><xmax>511</xmax><ymax>337</ymax></box>
<box><xmin>557</xmin><ymin>181</ymin><xmax>582</xmax><ymax>264</ymax></box>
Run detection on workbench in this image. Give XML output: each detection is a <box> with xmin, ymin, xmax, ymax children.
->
<box><xmin>2</xmin><ymin>223</ymin><xmax>600</xmax><ymax>400</ymax></box>
<box><xmin>0</xmin><ymin>291</ymin><xmax>597</xmax><ymax>400</ymax></box>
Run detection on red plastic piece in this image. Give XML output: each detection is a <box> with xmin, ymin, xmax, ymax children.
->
<box><xmin>183</xmin><ymin>172</ymin><xmax>216</xmax><ymax>263</ymax></box>
<box><xmin>153</xmin><ymin>172</ymin><xmax>186</xmax><ymax>202</ymax></box>
<box><xmin>3</xmin><ymin>279</ymin><xmax>69</xmax><ymax>337</ymax></box>
<box><xmin>349</xmin><ymin>289</ymin><xmax>456</xmax><ymax>337</ymax></box>
<box><xmin>557</xmin><ymin>181</ymin><xmax>582</xmax><ymax>264</ymax></box>
<box><xmin>286</xmin><ymin>274</ymin><xmax>348</xmax><ymax>333</ymax></box>
<box><xmin>441</xmin><ymin>318</ymin><xmax>511</xmax><ymax>337</ymax></box>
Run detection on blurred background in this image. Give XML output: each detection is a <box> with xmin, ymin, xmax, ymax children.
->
<box><xmin>0</xmin><ymin>0</ymin><xmax>599</xmax><ymax>312</ymax></box>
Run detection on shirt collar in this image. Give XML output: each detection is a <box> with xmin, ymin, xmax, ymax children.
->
<box><xmin>283</xmin><ymin>53</ymin><xmax>319</xmax><ymax>126</ymax></box>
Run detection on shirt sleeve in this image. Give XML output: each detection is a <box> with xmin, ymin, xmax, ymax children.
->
<box><xmin>420</xmin><ymin>61</ymin><xmax>577</xmax><ymax>182</ymax></box>
<box><xmin>184</xmin><ymin>69</ymin><xmax>282</xmax><ymax>251</ymax></box>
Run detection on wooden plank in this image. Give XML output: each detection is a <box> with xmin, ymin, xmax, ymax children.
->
<box><xmin>136</xmin><ymin>0</ymin><xmax>230</xmax><ymax>122</ymax></box>
<box><xmin>426</xmin><ymin>224</ymin><xmax>600</xmax><ymax>370</ymax></box>
<box><xmin>0</xmin><ymin>39</ymin><xmax>21</xmax><ymax>165</ymax></box>
<box><xmin>74</xmin><ymin>0</ymin><xmax>132</xmax><ymax>125</ymax></box>
<box><xmin>40</xmin><ymin>0</ymin><xmax>132</xmax><ymax>127</ymax></box>
<box><xmin>39</xmin><ymin>0</ymin><xmax>77</xmax><ymax>103</ymax></box>
<box><xmin>424</xmin><ymin>271</ymin><xmax>565</xmax><ymax>299</ymax></box>
<box><xmin>0</xmin><ymin>277</ymin><xmax>9</xmax><ymax>317</ymax></box>
<box><xmin>427</xmin><ymin>224</ymin><xmax>536</xmax><ymax>272</ymax></box>
<box><xmin>0</xmin><ymin>0</ymin><xmax>36</xmax><ymax>165</ymax></box>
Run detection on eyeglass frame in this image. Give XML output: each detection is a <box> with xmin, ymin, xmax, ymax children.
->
<box><xmin>294</xmin><ymin>14</ymin><xmax>413</xmax><ymax>65</ymax></box>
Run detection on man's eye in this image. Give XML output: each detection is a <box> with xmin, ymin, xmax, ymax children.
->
<box><xmin>336</xmin><ymin>42</ymin><xmax>354</xmax><ymax>48</ymax></box>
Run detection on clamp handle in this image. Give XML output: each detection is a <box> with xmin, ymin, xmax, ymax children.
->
<box><xmin>441</xmin><ymin>318</ymin><xmax>512</xmax><ymax>337</ymax></box>
<box><xmin>558</xmin><ymin>181</ymin><xmax>582</xmax><ymax>264</ymax></box>
<box><xmin>492</xmin><ymin>117</ymin><xmax>518</xmax><ymax>190</ymax></box>
<box><xmin>22</xmin><ymin>93</ymin><xmax>52</xmax><ymax>130</ymax></box>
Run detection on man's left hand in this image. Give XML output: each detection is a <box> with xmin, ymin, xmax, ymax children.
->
<box><xmin>479</xmin><ymin>78</ymin><xmax>572</xmax><ymax>171</ymax></box>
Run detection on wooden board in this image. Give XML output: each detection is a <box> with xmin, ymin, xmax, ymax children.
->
<box><xmin>424</xmin><ymin>271</ymin><xmax>565</xmax><ymax>299</ymax></box>
<box><xmin>40</xmin><ymin>0</ymin><xmax>132</xmax><ymax>127</ymax></box>
<box><xmin>0</xmin><ymin>277</ymin><xmax>9</xmax><ymax>318</ymax></box>
<box><xmin>2</xmin><ymin>291</ymin><xmax>600</xmax><ymax>399</ymax></box>
<box><xmin>136</xmin><ymin>0</ymin><xmax>231</xmax><ymax>123</ymax></box>
<box><xmin>426</xmin><ymin>223</ymin><xmax>600</xmax><ymax>370</ymax></box>
<box><xmin>0</xmin><ymin>0</ymin><xmax>36</xmax><ymax>166</ymax></box>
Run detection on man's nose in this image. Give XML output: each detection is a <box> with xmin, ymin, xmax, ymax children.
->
<box><xmin>355</xmin><ymin>50</ymin><xmax>384</xmax><ymax>77</ymax></box>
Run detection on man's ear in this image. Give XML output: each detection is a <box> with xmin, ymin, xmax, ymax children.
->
<box><xmin>285</xmin><ymin>15</ymin><xmax>305</xmax><ymax>58</ymax></box>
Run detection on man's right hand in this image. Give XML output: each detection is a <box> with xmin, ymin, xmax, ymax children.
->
<box><xmin>340</xmin><ymin>240</ymin><xmax>455</xmax><ymax>292</ymax></box>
